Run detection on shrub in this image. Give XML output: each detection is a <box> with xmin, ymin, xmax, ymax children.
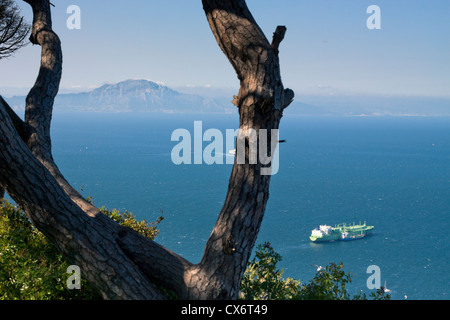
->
<box><xmin>0</xmin><ymin>199</ymin><xmax>96</xmax><ymax>299</ymax></box>
<box><xmin>0</xmin><ymin>199</ymin><xmax>162</xmax><ymax>300</ymax></box>
<box><xmin>240</xmin><ymin>242</ymin><xmax>303</xmax><ymax>300</ymax></box>
<box><xmin>240</xmin><ymin>242</ymin><xmax>390</xmax><ymax>300</ymax></box>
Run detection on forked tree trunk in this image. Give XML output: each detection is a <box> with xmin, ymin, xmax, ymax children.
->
<box><xmin>0</xmin><ymin>0</ymin><xmax>293</xmax><ymax>300</ymax></box>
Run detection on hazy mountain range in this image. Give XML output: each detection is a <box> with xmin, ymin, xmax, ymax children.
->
<box><xmin>4</xmin><ymin>79</ymin><xmax>450</xmax><ymax>116</ymax></box>
<box><xmin>6</xmin><ymin>79</ymin><xmax>236</xmax><ymax>114</ymax></box>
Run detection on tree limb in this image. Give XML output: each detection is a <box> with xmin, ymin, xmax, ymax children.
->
<box><xmin>116</xmin><ymin>228</ymin><xmax>194</xmax><ymax>298</ymax></box>
<box><xmin>183</xmin><ymin>0</ymin><xmax>294</xmax><ymax>299</ymax></box>
<box><xmin>21</xmin><ymin>0</ymin><xmax>101</xmax><ymax>218</ymax></box>
<box><xmin>23</xmin><ymin>0</ymin><xmax>62</xmax><ymax>162</ymax></box>
<box><xmin>283</xmin><ymin>88</ymin><xmax>295</xmax><ymax>110</ymax></box>
<box><xmin>0</xmin><ymin>98</ymin><xmax>164</xmax><ymax>299</ymax></box>
<box><xmin>271</xmin><ymin>25</ymin><xmax>286</xmax><ymax>55</ymax></box>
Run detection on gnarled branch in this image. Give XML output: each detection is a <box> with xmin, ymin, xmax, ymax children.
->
<box><xmin>22</xmin><ymin>0</ymin><xmax>102</xmax><ymax>218</ymax></box>
<box><xmin>23</xmin><ymin>0</ymin><xmax>62</xmax><ymax>161</ymax></box>
<box><xmin>271</xmin><ymin>25</ymin><xmax>286</xmax><ymax>55</ymax></box>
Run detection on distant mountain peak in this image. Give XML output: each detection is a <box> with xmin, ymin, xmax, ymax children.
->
<box><xmin>92</xmin><ymin>79</ymin><xmax>169</xmax><ymax>93</ymax></box>
<box><xmin>4</xmin><ymin>79</ymin><xmax>236</xmax><ymax>114</ymax></box>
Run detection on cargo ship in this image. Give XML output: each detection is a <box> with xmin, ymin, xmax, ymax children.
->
<box><xmin>310</xmin><ymin>222</ymin><xmax>374</xmax><ymax>242</ymax></box>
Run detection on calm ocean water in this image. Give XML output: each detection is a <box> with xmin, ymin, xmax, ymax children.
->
<box><xmin>48</xmin><ymin>112</ymin><xmax>450</xmax><ymax>300</ymax></box>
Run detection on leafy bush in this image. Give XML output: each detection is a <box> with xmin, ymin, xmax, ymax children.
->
<box><xmin>240</xmin><ymin>242</ymin><xmax>303</xmax><ymax>300</ymax></box>
<box><xmin>0</xmin><ymin>199</ymin><xmax>162</xmax><ymax>300</ymax></box>
<box><xmin>240</xmin><ymin>242</ymin><xmax>390</xmax><ymax>300</ymax></box>
<box><xmin>0</xmin><ymin>199</ymin><xmax>95</xmax><ymax>299</ymax></box>
<box><xmin>98</xmin><ymin>207</ymin><xmax>163</xmax><ymax>240</ymax></box>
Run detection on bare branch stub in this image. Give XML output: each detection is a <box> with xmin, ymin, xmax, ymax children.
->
<box><xmin>271</xmin><ymin>25</ymin><xmax>287</xmax><ymax>55</ymax></box>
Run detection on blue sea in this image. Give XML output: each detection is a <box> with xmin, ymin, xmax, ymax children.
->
<box><xmin>48</xmin><ymin>112</ymin><xmax>450</xmax><ymax>300</ymax></box>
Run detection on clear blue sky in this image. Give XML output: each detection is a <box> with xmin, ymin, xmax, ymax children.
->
<box><xmin>1</xmin><ymin>0</ymin><xmax>449</xmax><ymax>97</ymax></box>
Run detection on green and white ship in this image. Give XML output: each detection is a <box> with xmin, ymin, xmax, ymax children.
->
<box><xmin>310</xmin><ymin>222</ymin><xmax>374</xmax><ymax>242</ymax></box>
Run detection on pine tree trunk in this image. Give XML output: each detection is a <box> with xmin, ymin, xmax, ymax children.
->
<box><xmin>182</xmin><ymin>0</ymin><xmax>294</xmax><ymax>299</ymax></box>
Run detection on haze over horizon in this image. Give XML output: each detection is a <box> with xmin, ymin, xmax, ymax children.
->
<box><xmin>5</xmin><ymin>79</ymin><xmax>450</xmax><ymax>117</ymax></box>
<box><xmin>0</xmin><ymin>0</ymin><xmax>449</xmax><ymax>99</ymax></box>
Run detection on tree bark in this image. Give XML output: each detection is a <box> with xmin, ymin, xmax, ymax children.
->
<box><xmin>0</xmin><ymin>0</ymin><xmax>293</xmax><ymax>300</ymax></box>
<box><xmin>23</xmin><ymin>0</ymin><xmax>100</xmax><ymax>218</ymax></box>
<box><xmin>181</xmin><ymin>0</ymin><xmax>293</xmax><ymax>299</ymax></box>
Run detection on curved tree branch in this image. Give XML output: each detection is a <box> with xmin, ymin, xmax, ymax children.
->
<box><xmin>24</xmin><ymin>0</ymin><xmax>61</xmax><ymax>159</ymax></box>
<box><xmin>22</xmin><ymin>0</ymin><xmax>102</xmax><ymax>218</ymax></box>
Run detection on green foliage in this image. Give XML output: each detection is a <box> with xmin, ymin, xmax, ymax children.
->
<box><xmin>301</xmin><ymin>262</ymin><xmax>353</xmax><ymax>300</ymax></box>
<box><xmin>240</xmin><ymin>242</ymin><xmax>303</xmax><ymax>300</ymax></box>
<box><xmin>0</xmin><ymin>199</ymin><xmax>162</xmax><ymax>300</ymax></box>
<box><xmin>240</xmin><ymin>242</ymin><xmax>391</xmax><ymax>300</ymax></box>
<box><xmin>0</xmin><ymin>199</ymin><xmax>97</xmax><ymax>299</ymax></box>
<box><xmin>87</xmin><ymin>196</ymin><xmax>163</xmax><ymax>240</ymax></box>
<box><xmin>99</xmin><ymin>207</ymin><xmax>163</xmax><ymax>240</ymax></box>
